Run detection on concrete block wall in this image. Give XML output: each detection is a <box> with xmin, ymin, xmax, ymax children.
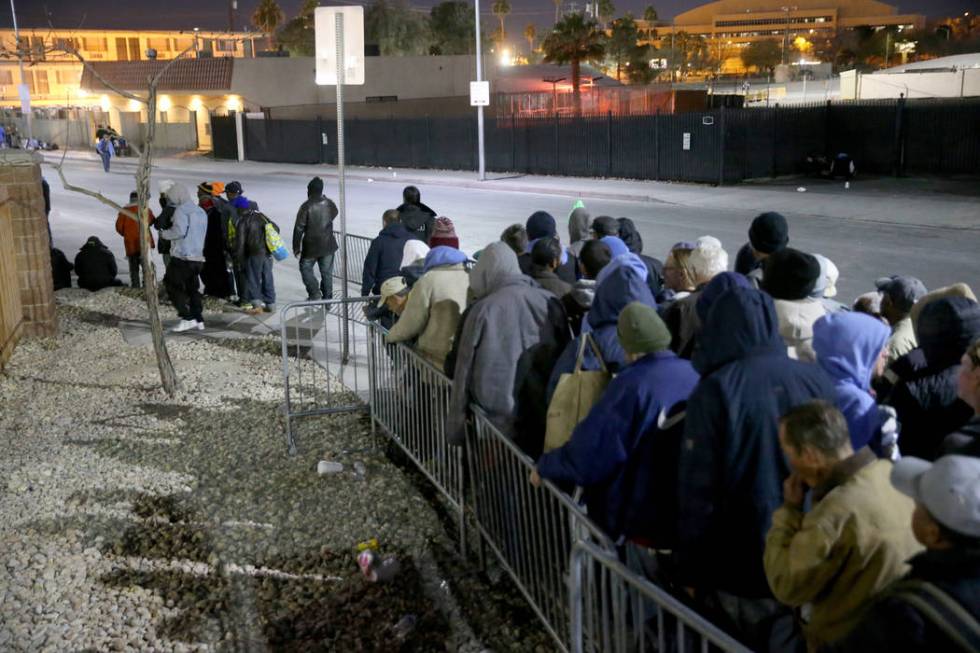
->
<box><xmin>0</xmin><ymin>151</ymin><xmax>56</xmax><ymax>369</ymax></box>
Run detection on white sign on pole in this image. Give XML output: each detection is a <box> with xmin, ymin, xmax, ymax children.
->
<box><xmin>314</xmin><ymin>7</ymin><xmax>365</xmax><ymax>86</ymax></box>
<box><xmin>17</xmin><ymin>83</ymin><xmax>30</xmax><ymax>114</ymax></box>
<box><xmin>469</xmin><ymin>81</ymin><xmax>490</xmax><ymax>107</ymax></box>
<box><xmin>682</xmin><ymin>132</ymin><xmax>691</xmax><ymax>150</ymax></box>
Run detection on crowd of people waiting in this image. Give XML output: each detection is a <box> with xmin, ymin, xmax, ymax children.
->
<box><xmin>359</xmin><ymin>197</ymin><xmax>980</xmax><ymax>652</ymax></box>
<box><xmin>52</xmin><ymin>176</ymin><xmax>339</xmax><ymax>334</ymax></box>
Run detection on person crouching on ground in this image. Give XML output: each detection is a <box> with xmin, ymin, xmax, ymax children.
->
<box><xmin>160</xmin><ymin>183</ymin><xmax>208</xmax><ymax>332</ymax></box>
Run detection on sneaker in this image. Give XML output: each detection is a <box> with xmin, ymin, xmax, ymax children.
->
<box><xmin>245</xmin><ymin>305</ymin><xmax>263</xmax><ymax>316</ymax></box>
<box><xmin>262</xmin><ymin>304</ymin><xmax>275</xmax><ymax>313</ymax></box>
<box><xmin>195</xmin><ymin>320</ymin><xmax>205</xmax><ymax>331</ymax></box>
<box><xmin>171</xmin><ymin>319</ymin><xmax>199</xmax><ymax>333</ymax></box>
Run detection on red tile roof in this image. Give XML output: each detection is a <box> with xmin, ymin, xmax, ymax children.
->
<box><xmin>81</xmin><ymin>58</ymin><xmax>234</xmax><ymax>92</ymax></box>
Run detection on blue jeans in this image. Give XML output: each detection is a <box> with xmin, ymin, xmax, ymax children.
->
<box><xmin>299</xmin><ymin>253</ymin><xmax>335</xmax><ymax>300</ymax></box>
<box><xmin>244</xmin><ymin>255</ymin><xmax>275</xmax><ymax>307</ymax></box>
<box><xmin>100</xmin><ymin>151</ymin><xmax>111</xmax><ymax>172</ymax></box>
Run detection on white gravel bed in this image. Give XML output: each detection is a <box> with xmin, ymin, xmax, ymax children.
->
<box><xmin>0</xmin><ymin>288</ymin><xmax>496</xmax><ymax>652</ymax></box>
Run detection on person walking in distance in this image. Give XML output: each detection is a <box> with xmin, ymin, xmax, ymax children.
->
<box><xmin>293</xmin><ymin>176</ymin><xmax>339</xmax><ymax>301</ymax></box>
<box><xmin>160</xmin><ymin>183</ymin><xmax>208</xmax><ymax>332</ymax></box>
<box><xmin>96</xmin><ymin>133</ymin><xmax>114</xmax><ymax>173</ymax></box>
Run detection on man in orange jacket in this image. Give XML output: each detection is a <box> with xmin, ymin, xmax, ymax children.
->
<box><xmin>115</xmin><ymin>191</ymin><xmax>156</xmax><ymax>288</ymax></box>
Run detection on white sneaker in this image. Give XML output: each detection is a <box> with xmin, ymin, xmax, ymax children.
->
<box><xmin>195</xmin><ymin>320</ymin><xmax>205</xmax><ymax>331</ymax></box>
<box><xmin>171</xmin><ymin>319</ymin><xmax>198</xmax><ymax>333</ymax></box>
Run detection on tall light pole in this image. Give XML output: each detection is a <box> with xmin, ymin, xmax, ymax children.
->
<box><xmin>473</xmin><ymin>0</ymin><xmax>486</xmax><ymax>180</ymax></box>
<box><xmin>9</xmin><ymin>0</ymin><xmax>32</xmax><ymax>140</ymax></box>
<box><xmin>780</xmin><ymin>5</ymin><xmax>797</xmax><ymax>65</ymax></box>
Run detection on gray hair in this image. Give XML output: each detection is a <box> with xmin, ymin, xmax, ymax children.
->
<box><xmin>165</xmin><ymin>182</ymin><xmax>192</xmax><ymax>205</ymax></box>
<box><xmin>781</xmin><ymin>400</ymin><xmax>850</xmax><ymax>457</ymax></box>
<box><xmin>689</xmin><ymin>240</ymin><xmax>729</xmax><ymax>285</ymax></box>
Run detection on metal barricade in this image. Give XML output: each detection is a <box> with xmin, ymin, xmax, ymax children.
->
<box><xmin>332</xmin><ymin>233</ymin><xmax>374</xmax><ymax>298</ymax></box>
<box><xmin>279</xmin><ymin>296</ymin><xmax>376</xmax><ymax>455</ymax></box>
<box><xmin>569</xmin><ymin>540</ymin><xmax>753</xmax><ymax>653</ymax></box>
<box><xmin>367</xmin><ymin>322</ymin><xmax>466</xmax><ymax>547</ymax></box>
<box><xmin>466</xmin><ymin>406</ymin><xmax>617</xmax><ymax>652</ymax></box>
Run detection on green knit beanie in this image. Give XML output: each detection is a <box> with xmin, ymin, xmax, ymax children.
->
<box><xmin>617</xmin><ymin>302</ymin><xmax>671</xmax><ymax>355</ymax></box>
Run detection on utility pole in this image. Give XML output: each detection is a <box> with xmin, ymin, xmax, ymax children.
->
<box><xmin>9</xmin><ymin>0</ymin><xmax>32</xmax><ymax>140</ymax></box>
<box><xmin>474</xmin><ymin>0</ymin><xmax>486</xmax><ymax>180</ymax></box>
<box><xmin>228</xmin><ymin>0</ymin><xmax>237</xmax><ymax>31</ymax></box>
<box><xmin>884</xmin><ymin>30</ymin><xmax>891</xmax><ymax>68</ymax></box>
<box><xmin>781</xmin><ymin>5</ymin><xmax>797</xmax><ymax>65</ymax></box>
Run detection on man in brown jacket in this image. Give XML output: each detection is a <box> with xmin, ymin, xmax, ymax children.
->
<box><xmin>764</xmin><ymin>400</ymin><xmax>923</xmax><ymax>651</ymax></box>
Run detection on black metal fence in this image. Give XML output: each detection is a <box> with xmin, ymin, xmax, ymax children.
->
<box><xmin>211</xmin><ymin>98</ymin><xmax>980</xmax><ymax>183</ymax></box>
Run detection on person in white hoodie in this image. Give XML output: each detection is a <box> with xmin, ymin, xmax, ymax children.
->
<box><xmin>160</xmin><ymin>182</ymin><xmax>208</xmax><ymax>332</ymax></box>
<box><xmin>761</xmin><ymin>248</ymin><xmax>827</xmax><ymax>362</ymax></box>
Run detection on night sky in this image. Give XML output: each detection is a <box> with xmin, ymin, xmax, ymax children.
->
<box><xmin>3</xmin><ymin>0</ymin><xmax>977</xmax><ymax>34</ymax></box>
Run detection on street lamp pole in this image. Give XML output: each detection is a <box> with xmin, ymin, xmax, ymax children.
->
<box><xmin>9</xmin><ymin>0</ymin><xmax>32</xmax><ymax>140</ymax></box>
<box><xmin>474</xmin><ymin>0</ymin><xmax>486</xmax><ymax>181</ymax></box>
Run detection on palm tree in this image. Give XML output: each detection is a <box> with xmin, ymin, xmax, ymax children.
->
<box><xmin>524</xmin><ymin>23</ymin><xmax>537</xmax><ymax>54</ymax></box>
<box><xmin>597</xmin><ymin>0</ymin><xmax>615</xmax><ymax>28</ymax></box>
<box><xmin>492</xmin><ymin>0</ymin><xmax>511</xmax><ymax>43</ymax></box>
<box><xmin>552</xmin><ymin>0</ymin><xmax>563</xmax><ymax>25</ymax></box>
<box><xmin>643</xmin><ymin>5</ymin><xmax>658</xmax><ymax>22</ymax></box>
<box><xmin>252</xmin><ymin>0</ymin><xmax>285</xmax><ymax>48</ymax></box>
<box><xmin>541</xmin><ymin>13</ymin><xmax>606</xmax><ymax>115</ymax></box>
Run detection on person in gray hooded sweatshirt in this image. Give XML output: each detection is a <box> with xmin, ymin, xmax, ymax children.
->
<box><xmin>447</xmin><ymin>241</ymin><xmax>570</xmax><ymax>458</ymax></box>
<box><xmin>567</xmin><ymin>201</ymin><xmax>590</xmax><ymax>258</ymax></box>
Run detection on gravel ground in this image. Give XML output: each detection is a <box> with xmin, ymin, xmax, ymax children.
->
<box><xmin>0</xmin><ymin>289</ymin><xmax>553</xmax><ymax>652</ymax></box>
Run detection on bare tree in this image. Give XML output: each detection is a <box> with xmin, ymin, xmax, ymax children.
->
<box><xmin>2</xmin><ymin>35</ymin><xmax>204</xmax><ymax>396</ymax></box>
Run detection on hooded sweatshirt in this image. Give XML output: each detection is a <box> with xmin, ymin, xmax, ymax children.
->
<box><xmin>677</xmin><ymin>287</ymin><xmax>835</xmax><ymax>598</ymax></box>
<box><xmin>617</xmin><ymin>217</ymin><xmax>664</xmax><ymax>295</ymax></box>
<box><xmin>74</xmin><ymin>237</ymin><xmax>119</xmax><ymax>290</ymax></box>
<box><xmin>547</xmin><ymin>264</ymin><xmax>656</xmax><ymax>401</ymax></box>
<box><xmin>568</xmin><ymin>203</ymin><xmax>590</xmax><ymax>257</ymax></box>
<box><xmin>813</xmin><ymin>312</ymin><xmax>892</xmax><ymax>451</ymax></box>
<box><xmin>886</xmin><ymin>296</ymin><xmax>980</xmax><ymax>459</ymax></box>
<box><xmin>448</xmin><ymin>242</ymin><xmax>569</xmax><ymax>457</ymax></box>
<box><xmin>386</xmin><ymin>246</ymin><xmax>470</xmax><ymax>368</ymax></box>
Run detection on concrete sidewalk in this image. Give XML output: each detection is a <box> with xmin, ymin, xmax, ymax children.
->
<box><xmin>43</xmin><ymin>150</ymin><xmax>980</xmax><ymax>232</ymax></box>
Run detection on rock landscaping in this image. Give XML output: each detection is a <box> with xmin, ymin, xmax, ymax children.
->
<box><xmin>0</xmin><ymin>289</ymin><xmax>552</xmax><ymax>652</ymax></box>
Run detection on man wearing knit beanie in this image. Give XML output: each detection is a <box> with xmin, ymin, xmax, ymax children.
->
<box><xmin>762</xmin><ymin>248</ymin><xmax>827</xmax><ymax>362</ymax></box>
<box><xmin>531</xmin><ymin>301</ymin><xmax>698</xmax><ymax>546</ymax></box>
<box><xmin>734</xmin><ymin>212</ymin><xmax>789</xmax><ymax>280</ymax></box>
<box><xmin>519</xmin><ymin>210</ymin><xmax>579</xmax><ymax>284</ymax></box>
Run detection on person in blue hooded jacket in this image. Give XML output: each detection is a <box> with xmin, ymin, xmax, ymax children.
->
<box><xmin>675</xmin><ymin>286</ymin><xmax>835</xmax><ymax>651</ymax></box>
<box><xmin>361</xmin><ymin>209</ymin><xmax>420</xmax><ymax>296</ymax></box>
<box><xmin>532</xmin><ymin>302</ymin><xmax>698</xmax><ymax>542</ymax></box>
<box><xmin>812</xmin><ymin>312</ymin><xmax>894</xmax><ymax>455</ymax></box>
<box><xmin>546</xmin><ymin>252</ymin><xmax>655</xmax><ymax>402</ymax></box>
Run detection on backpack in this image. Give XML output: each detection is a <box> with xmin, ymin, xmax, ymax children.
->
<box><xmin>888</xmin><ymin>579</ymin><xmax>980</xmax><ymax>653</ymax></box>
<box><xmin>263</xmin><ymin>216</ymin><xmax>289</xmax><ymax>261</ymax></box>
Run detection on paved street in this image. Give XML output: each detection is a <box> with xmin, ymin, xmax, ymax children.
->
<box><xmin>44</xmin><ymin>151</ymin><xmax>980</xmax><ymax>307</ymax></box>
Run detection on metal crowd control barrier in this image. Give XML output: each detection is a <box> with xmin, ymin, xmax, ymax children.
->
<box><xmin>467</xmin><ymin>406</ymin><xmax>617</xmax><ymax>652</ymax></box>
<box><xmin>331</xmin><ymin>233</ymin><xmax>373</xmax><ymax>298</ymax></box>
<box><xmin>570</xmin><ymin>540</ymin><xmax>753</xmax><ymax>653</ymax></box>
<box><xmin>280</xmin><ymin>296</ymin><xmax>377</xmax><ymax>455</ymax></box>
<box><xmin>367</xmin><ymin>322</ymin><xmax>466</xmax><ymax>548</ymax></box>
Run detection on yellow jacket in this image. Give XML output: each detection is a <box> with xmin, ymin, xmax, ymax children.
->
<box><xmin>764</xmin><ymin>451</ymin><xmax>923</xmax><ymax>651</ymax></box>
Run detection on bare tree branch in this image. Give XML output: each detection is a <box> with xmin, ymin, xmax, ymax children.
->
<box><xmin>49</xmin><ymin>147</ymin><xmax>139</xmax><ymax>221</ymax></box>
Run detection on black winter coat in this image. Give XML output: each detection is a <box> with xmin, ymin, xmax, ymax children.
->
<box><xmin>154</xmin><ymin>197</ymin><xmax>175</xmax><ymax>256</ymax></box>
<box><xmin>885</xmin><ymin>297</ymin><xmax>980</xmax><ymax>460</ymax></box>
<box><xmin>361</xmin><ymin>222</ymin><xmax>418</xmax><ymax>296</ymax></box>
<box><xmin>74</xmin><ymin>239</ymin><xmax>119</xmax><ymax>291</ymax></box>
<box><xmin>826</xmin><ymin>548</ymin><xmax>980</xmax><ymax>653</ymax></box>
<box><xmin>236</xmin><ymin>210</ymin><xmax>277</xmax><ymax>260</ymax></box>
<box><xmin>518</xmin><ymin>251</ymin><xmax>579</xmax><ymax>285</ymax></box>
<box><xmin>398</xmin><ymin>204</ymin><xmax>436</xmax><ymax>242</ymax></box>
<box><xmin>51</xmin><ymin>247</ymin><xmax>72</xmax><ymax>290</ymax></box>
<box><xmin>293</xmin><ymin>195</ymin><xmax>339</xmax><ymax>258</ymax></box>
<box><xmin>675</xmin><ymin>287</ymin><xmax>835</xmax><ymax>598</ymax></box>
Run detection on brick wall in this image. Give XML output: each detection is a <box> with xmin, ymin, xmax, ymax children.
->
<box><xmin>0</xmin><ymin>151</ymin><xmax>56</xmax><ymax>370</ymax></box>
